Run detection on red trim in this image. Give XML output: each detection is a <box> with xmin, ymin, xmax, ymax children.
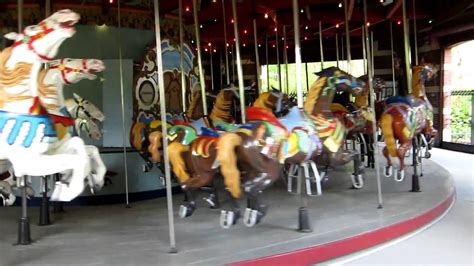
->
<box><xmin>49</xmin><ymin>114</ymin><xmax>75</xmax><ymax>127</ymax></box>
<box><xmin>246</xmin><ymin>107</ymin><xmax>286</xmax><ymax>131</ymax></box>
<box><xmin>11</xmin><ymin>22</ymin><xmax>55</xmax><ymax>61</ymax></box>
<box><xmin>229</xmin><ymin>190</ymin><xmax>455</xmax><ymax>266</ymax></box>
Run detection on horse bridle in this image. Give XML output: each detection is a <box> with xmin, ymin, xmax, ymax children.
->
<box><xmin>11</xmin><ymin>21</ymin><xmax>55</xmax><ymax>61</ymax></box>
<box><xmin>48</xmin><ymin>59</ymin><xmax>88</xmax><ymax>84</ymax></box>
<box><xmin>270</xmin><ymin>91</ymin><xmax>284</xmax><ymax>114</ymax></box>
<box><xmin>73</xmin><ymin>97</ymin><xmax>93</xmax><ymax>120</ymax></box>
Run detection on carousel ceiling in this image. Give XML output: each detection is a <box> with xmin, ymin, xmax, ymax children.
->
<box><xmin>1</xmin><ymin>0</ymin><xmax>473</xmax><ymax>48</ymax></box>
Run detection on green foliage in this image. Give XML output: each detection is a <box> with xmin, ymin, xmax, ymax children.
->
<box><xmin>450</xmin><ymin>94</ymin><xmax>472</xmax><ymax>144</ymax></box>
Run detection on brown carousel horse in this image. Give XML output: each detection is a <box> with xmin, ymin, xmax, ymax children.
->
<box><xmin>331</xmin><ymin>76</ymin><xmax>386</xmax><ymax>168</ymax></box>
<box><xmin>380</xmin><ymin>63</ymin><xmax>438</xmax><ymax>187</ymax></box>
<box><xmin>216</xmin><ymin>67</ymin><xmax>364</xmax><ymax>228</ymax></box>
<box><xmin>303</xmin><ymin>67</ymin><xmax>367</xmax><ymax>189</ymax></box>
<box><xmin>164</xmin><ymin>88</ymin><xmax>291</xmax><ymax>219</ymax></box>
<box><xmin>130</xmin><ymin>90</ymin><xmax>205</xmax><ymax>173</ymax></box>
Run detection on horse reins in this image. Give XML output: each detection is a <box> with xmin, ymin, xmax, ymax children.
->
<box><xmin>48</xmin><ymin>59</ymin><xmax>88</xmax><ymax>85</ymax></box>
<box><xmin>11</xmin><ymin>21</ymin><xmax>55</xmax><ymax>61</ymax></box>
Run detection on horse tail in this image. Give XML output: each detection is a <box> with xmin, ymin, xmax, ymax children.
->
<box><xmin>148</xmin><ymin>131</ymin><xmax>162</xmax><ymax>163</ymax></box>
<box><xmin>131</xmin><ymin>122</ymin><xmax>146</xmax><ymax>150</ymax></box>
<box><xmin>168</xmin><ymin>141</ymin><xmax>190</xmax><ymax>184</ymax></box>
<box><xmin>216</xmin><ymin>132</ymin><xmax>242</xmax><ymax>199</ymax></box>
<box><xmin>380</xmin><ymin>113</ymin><xmax>397</xmax><ymax>157</ymax></box>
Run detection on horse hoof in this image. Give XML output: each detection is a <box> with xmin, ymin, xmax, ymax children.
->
<box><xmin>243</xmin><ymin>208</ymin><xmax>258</xmax><ymax>227</ymax></box>
<box><xmin>220</xmin><ymin>210</ymin><xmax>236</xmax><ymax>229</ymax></box>
<box><xmin>394</xmin><ymin>170</ymin><xmax>405</xmax><ymax>182</ymax></box>
<box><xmin>384</xmin><ymin>166</ymin><xmax>393</xmax><ymax>177</ymax></box>
<box><xmin>425</xmin><ymin>151</ymin><xmax>431</xmax><ymax>159</ymax></box>
<box><xmin>203</xmin><ymin>195</ymin><xmax>219</xmax><ymax>209</ymax></box>
<box><xmin>179</xmin><ymin>204</ymin><xmax>195</xmax><ymax>218</ymax></box>
<box><xmin>351</xmin><ymin>174</ymin><xmax>364</xmax><ymax>189</ymax></box>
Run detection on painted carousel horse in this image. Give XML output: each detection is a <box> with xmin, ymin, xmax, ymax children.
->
<box><xmin>0</xmin><ymin>10</ymin><xmax>100</xmax><ymax>202</ymax></box>
<box><xmin>303</xmin><ymin>67</ymin><xmax>366</xmax><ymax>188</ymax></box>
<box><xmin>65</xmin><ymin>93</ymin><xmax>105</xmax><ymax>140</ymax></box>
<box><xmin>165</xmin><ymin>89</ymin><xmax>291</xmax><ymax>220</ymax></box>
<box><xmin>331</xmin><ymin>76</ymin><xmax>386</xmax><ymax>168</ymax></box>
<box><xmin>380</xmin><ymin>63</ymin><xmax>438</xmax><ymax>182</ymax></box>
<box><xmin>38</xmin><ymin>58</ymin><xmax>107</xmax><ymax>190</ymax></box>
<box><xmin>214</xmin><ymin>101</ymin><xmax>322</xmax><ymax>228</ymax></box>
<box><xmin>146</xmin><ymin>83</ymin><xmax>256</xmax><ymax>170</ymax></box>
<box><xmin>130</xmin><ymin>90</ymin><xmax>205</xmax><ymax>173</ymax></box>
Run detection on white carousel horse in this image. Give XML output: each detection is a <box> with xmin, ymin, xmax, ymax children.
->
<box><xmin>1</xmin><ymin>59</ymin><xmax>107</xmax><ymax>206</ymax></box>
<box><xmin>66</xmin><ymin>93</ymin><xmax>105</xmax><ymax>140</ymax></box>
<box><xmin>38</xmin><ymin>58</ymin><xmax>107</xmax><ymax>195</ymax></box>
<box><xmin>0</xmin><ymin>10</ymin><xmax>99</xmax><ymax>202</ymax></box>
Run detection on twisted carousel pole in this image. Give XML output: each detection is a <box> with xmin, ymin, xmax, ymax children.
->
<box><xmin>390</xmin><ymin>21</ymin><xmax>396</xmax><ymax>95</ymax></box>
<box><xmin>344</xmin><ymin>0</ymin><xmax>351</xmax><ymax>72</ymax></box>
<box><xmin>265</xmin><ymin>33</ymin><xmax>269</xmax><ymax>91</ymax></box>
<box><xmin>222</xmin><ymin>0</ymin><xmax>230</xmax><ymax>84</ymax></box>
<box><xmin>362</xmin><ymin>27</ymin><xmax>367</xmax><ymax>74</ymax></box>
<box><xmin>319</xmin><ymin>21</ymin><xmax>324</xmax><ymax>69</ymax></box>
<box><xmin>193</xmin><ymin>0</ymin><xmax>209</xmax><ymax>115</ymax></box>
<box><xmin>283</xmin><ymin>25</ymin><xmax>289</xmax><ymax>93</ymax></box>
<box><xmin>253</xmin><ymin>17</ymin><xmax>261</xmax><ymax>93</ymax></box>
<box><xmin>336</xmin><ymin>33</ymin><xmax>339</xmax><ymax>68</ymax></box>
<box><xmin>413</xmin><ymin>0</ymin><xmax>418</xmax><ymax>65</ymax></box>
<box><xmin>402</xmin><ymin>0</ymin><xmax>412</xmax><ymax>93</ymax></box>
<box><xmin>179</xmin><ymin>0</ymin><xmax>187</xmax><ymax>112</ymax></box>
<box><xmin>153</xmin><ymin>0</ymin><xmax>177</xmax><ymax>252</ymax></box>
<box><xmin>363</xmin><ymin>0</ymin><xmax>383</xmax><ymax>209</ymax></box>
<box><xmin>117</xmin><ymin>0</ymin><xmax>130</xmax><ymax>208</ymax></box>
<box><xmin>275</xmin><ymin>17</ymin><xmax>281</xmax><ymax>90</ymax></box>
<box><xmin>231</xmin><ymin>0</ymin><xmax>247</xmax><ymax>123</ymax></box>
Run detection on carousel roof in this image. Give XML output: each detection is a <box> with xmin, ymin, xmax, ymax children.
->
<box><xmin>1</xmin><ymin>0</ymin><xmax>473</xmax><ymax>48</ymax></box>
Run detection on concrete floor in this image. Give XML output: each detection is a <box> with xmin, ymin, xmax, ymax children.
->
<box><xmin>331</xmin><ymin>148</ymin><xmax>474</xmax><ymax>265</ymax></box>
<box><xmin>0</xmin><ymin>153</ymin><xmax>455</xmax><ymax>266</ymax></box>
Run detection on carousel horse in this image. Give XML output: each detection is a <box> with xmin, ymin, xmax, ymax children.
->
<box><xmin>301</xmin><ymin>67</ymin><xmax>366</xmax><ymax>188</ymax></box>
<box><xmin>130</xmin><ymin>90</ymin><xmax>205</xmax><ymax>173</ymax></box>
<box><xmin>331</xmin><ymin>76</ymin><xmax>386</xmax><ymax>168</ymax></box>
<box><xmin>380</xmin><ymin>63</ymin><xmax>438</xmax><ymax>182</ymax></box>
<box><xmin>0</xmin><ymin>10</ymin><xmax>101</xmax><ymax>202</ymax></box>
<box><xmin>165</xmin><ymin>89</ymin><xmax>290</xmax><ymax>220</ymax></box>
<box><xmin>214</xmin><ymin>102</ymin><xmax>323</xmax><ymax>228</ymax></box>
<box><xmin>38</xmin><ymin>58</ymin><xmax>107</xmax><ymax>191</ymax></box>
<box><xmin>147</xmin><ymin>83</ymin><xmax>256</xmax><ymax>169</ymax></box>
<box><xmin>65</xmin><ymin>93</ymin><xmax>105</xmax><ymax>140</ymax></box>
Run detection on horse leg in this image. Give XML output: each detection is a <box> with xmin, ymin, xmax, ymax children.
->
<box><xmin>85</xmin><ymin>145</ymin><xmax>106</xmax><ymax>193</ymax></box>
<box><xmin>382</xmin><ymin>146</ymin><xmax>393</xmax><ymax>177</ymax></box>
<box><xmin>220</xmin><ymin>189</ymin><xmax>241</xmax><ymax>229</ymax></box>
<box><xmin>410</xmin><ymin>136</ymin><xmax>422</xmax><ymax>192</ymax></box>
<box><xmin>395</xmin><ymin>140</ymin><xmax>412</xmax><ymax>182</ymax></box>
<box><xmin>178</xmin><ymin>189</ymin><xmax>197</xmax><ymax>218</ymax></box>
<box><xmin>350</xmin><ymin>149</ymin><xmax>364</xmax><ymax>189</ymax></box>
<box><xmin>243</xmin><ymin>174</ymin><xmax>272</xmax><ymax>227</ymax></box>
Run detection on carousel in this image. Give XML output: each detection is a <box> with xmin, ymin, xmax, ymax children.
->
<box><xmin>0</xmin><ymin>0</ymin><xmax>463</xmax><ymax>265</ymax></box>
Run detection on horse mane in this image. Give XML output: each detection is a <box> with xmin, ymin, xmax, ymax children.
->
<box><xmin>38</xmin><ymin>69</ymin><xmax>60</xmax><ymax>110</ymax></box>
<box><xmin>209</xmin><ymin>89</ymin><xmax>233</xmax><ymax>122</ymax></box>
<box><xmin>253</xmin><ymin>92</ymin><xmax>275</xmax><ymax>112</ymax></box>
<box><xmin>0</xmin><ymin>47</ymin><xmax>33</xmax><ymax>108</ymax></box>
<box><xmin>304</xmin><ymin>76</ymin><xmax>327</xmax><ymax>115</ymax></box>
<box><xmin>186</xmin><ymin>90</ymin><xmax>201</xmax><ymax>118</ymax></box>
<box><xmin>411</xmin><ymin>65</ymin><xmax>425</xmax><ymax>98</ymax></box>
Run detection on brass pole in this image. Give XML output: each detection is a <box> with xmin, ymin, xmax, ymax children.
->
<box><xmin>231</xmin><ymin>0</ymin><xmax>247</xmax><ymax>123</ymax></box>
<box><xmin>253</xmin><ymin>19</ymin><xmax>261</xmax><ymax>93</ymax></box>
<box><xmin>222</xmin><ymin>0</ymin><xmax>230</xmax><ymax>84</ymax></box>
<box><xmin>193</xmin><ymin>0</ymin><xmax>209</xmax><ymax>114</ymax></box>
<box><xmin>179</xmin><ymin>0</ymin><xmax>187</xmax><ymax>112</ymax></box>
<box><xmin>292</xmin><ymin>0</ymin><xmax>304</xmax><ymax>108</ymax></box>
<box><xmin>402</xmin><ymin>0</ymin><xmax>412</xmax><ymax>93</ymax></box>
<box><xmin>153</xmin><ymin>0</ymin><xmax>177</xmax><ymax>252</ymax></box>
<box><xmin>319</xmin><ymin>21</ymin><xmax>324</xmax><ymax>69</ymax></box>
<box><xmin>344</xmin><ymin>0</ymin><xmax>351</xmax><ymax>72</ymax></box>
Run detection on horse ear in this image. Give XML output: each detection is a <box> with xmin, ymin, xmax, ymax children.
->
<box><xmin>4</xmin><ymin>32</ymin><xmax>20</xmax><ymax>41</ymax></box>
<box><xmin>73</xmin><ymin>93</ymin><xmax>83</xmax><ymax>101</ymax></box>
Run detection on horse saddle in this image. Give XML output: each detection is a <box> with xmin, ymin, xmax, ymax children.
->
<box><xmin>189</xmin><ymin>117</ymin><xmax>208</xmax><ymax>135</ymax></box>
<box><xmin>278</xmin><ymin>106</ymin><xmax>311</xmax><ymax>132</ymax></box>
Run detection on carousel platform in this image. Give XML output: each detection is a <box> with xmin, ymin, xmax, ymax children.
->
<box><xmin>0</xmin><ymin>156</ymin><xmax>454</xmax><ymax>266</ymax></box>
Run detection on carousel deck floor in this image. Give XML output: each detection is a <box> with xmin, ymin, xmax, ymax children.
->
<box><xmin>0</xmin><ymin>155</ymin><xmax>454</xmax><ymax>266</ymax></box>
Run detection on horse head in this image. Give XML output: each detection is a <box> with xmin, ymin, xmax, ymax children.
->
<box><xmin>318</xmin><ymin>67</ymin><xmax>366</xmax><ymax>97</ymax></box>
<box><xmin>71</xmin><ymin>93</ymin><xmax>105</xmax><ymax>140</ymax></box>
<box><xmin>5</xmin><ymin>9</ymin><xmax>80</xmax><ymax>64</ymax></box>
<box><xmin>47</xmin><ymin>58</ymin><xmax>105</xmax><ymax>85</ymax></box>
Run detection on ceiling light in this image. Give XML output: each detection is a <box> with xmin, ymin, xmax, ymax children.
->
<box><xmin>338</xmin><ymin>3</ymin><xmax>342</xmax><ymax>8</ymax></box>
<box><xmin>300</xmin><ymin>8</ymin><xmax>304</xmax><ymax>13</ymax></box>
<box><xmin>200</xmin><ymin>24</ymin><xmax>203</xmax><ymax>28</ymax></box>
<box><xmin>264</xmin><ymin>13</ymin><xmax>269</xmax><ymax>19</ymax></box>
<box><xmin>305</xmin><ymin>25</ymin><xmax>308</xmax><ymax>30</ymax></box>
<box><xmin>336</xmin><ymin>23</ymin><xmax>339</xmax><ymax>28</ymax></box>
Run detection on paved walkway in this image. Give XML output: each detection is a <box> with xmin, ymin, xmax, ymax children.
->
<box><xmin>335</xmin><ymin>148</ymin><xmax>474</xmax><ymax>265</ymax></box>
